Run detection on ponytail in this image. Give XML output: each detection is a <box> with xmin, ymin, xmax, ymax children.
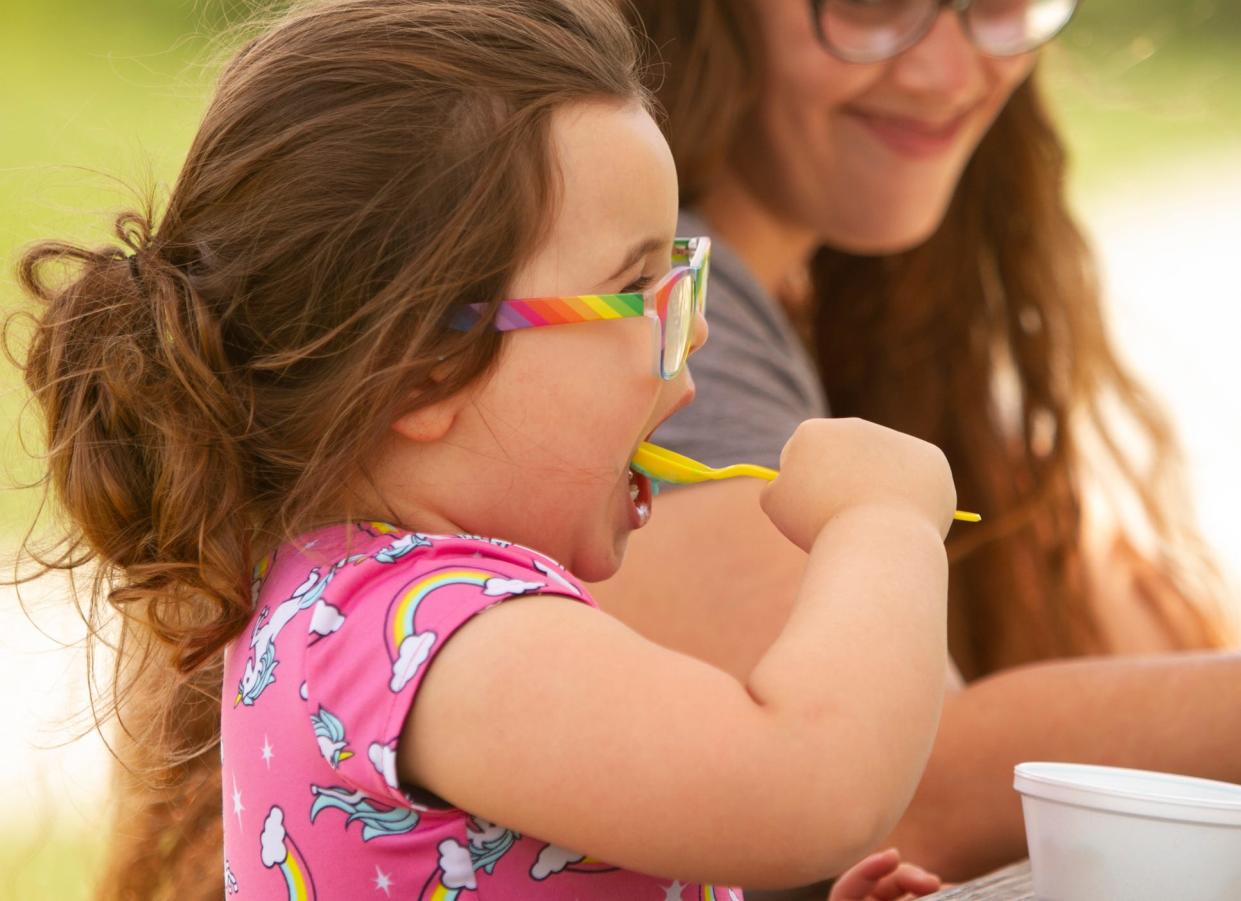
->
<box><xmin>18</xmin><ymin>206</ymin><xmax>256</xmax><ymax>673</ymax></box>
<box><xmin>14</xmin><ymin>205</ymin><xmax>255</xmax><ymax>899</ymax></box>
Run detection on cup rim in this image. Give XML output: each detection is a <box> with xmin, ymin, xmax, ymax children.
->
<box><xmin>1014</xmin><ymin>762</ymin><xmax>1241</xmax><ymax>826</ymax></box>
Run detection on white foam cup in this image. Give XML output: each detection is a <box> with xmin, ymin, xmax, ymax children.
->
<box><xmin>1013</xmin><ymin>762</ymin><xmax>1241</xmax><ymax>901</ymax></box>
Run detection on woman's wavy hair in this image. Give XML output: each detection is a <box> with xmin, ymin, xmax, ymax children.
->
<box><xmin>9</xmin><ymin>1</ymin><xmax>646</xmax><ymax>897</ymax></box>
<box><xmin>621</xmin><ymin>0</ymin><xmax>1233</xmax><ymax>677</ymax></box>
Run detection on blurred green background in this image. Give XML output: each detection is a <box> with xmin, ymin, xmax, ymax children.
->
<box><xmin>1</xmin><ymin>0</ymin><xmax>1238</xmax><ymax>898</ymax></box>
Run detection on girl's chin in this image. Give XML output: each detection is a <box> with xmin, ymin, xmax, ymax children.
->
<box><xmin>568</xmin><ymin>531</ymin><xmax>632</xmax><ymax>585</ymax></box>
<box><xmin>573</xmin><ymin>551</ymin><xmax>622</xmax><ymax>585</ymax></box>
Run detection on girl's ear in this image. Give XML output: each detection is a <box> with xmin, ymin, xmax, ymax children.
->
<box><xmin>391</xmin><ymin>402</ymin><xmax>457</xmax><ymax>443</ymax></box>
<box><xmin>390</xmin><ymin>362</ymin><xmax>473</xmax><ymax>443</ymax></box>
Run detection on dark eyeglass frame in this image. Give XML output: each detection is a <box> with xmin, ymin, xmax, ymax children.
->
<box><xmin>809</xmin><ymin>0</ymin><xmax>1080</xmax><ymax>64</ymax></box>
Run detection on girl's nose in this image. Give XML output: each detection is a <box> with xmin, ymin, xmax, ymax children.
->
<box><xmin>888</xmin><ymin>9</ymin><xmax>983</xmax><ymax>101</ymax></box>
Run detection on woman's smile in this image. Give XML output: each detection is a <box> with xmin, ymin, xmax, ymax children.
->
<box><xmin>842</xmin><ymin>103</ymin><xmax>981</xmax><ymax>160</ymax></box>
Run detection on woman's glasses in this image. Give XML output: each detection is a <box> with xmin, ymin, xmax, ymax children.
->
<box><xmin>453</xmin><ymin>236</ymin><xmax>710</xmax><ymax>380</ymax></box>
<box><xmin>810</xmin><ymin>0</ymin><xmax>1078</xmax><ymax>64</ymax></box>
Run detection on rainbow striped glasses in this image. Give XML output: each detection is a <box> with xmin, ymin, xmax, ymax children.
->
<box><xmin>453</xmin><ymin>236</ymin><xmax>711</xmax><ymax>380</ymax></box>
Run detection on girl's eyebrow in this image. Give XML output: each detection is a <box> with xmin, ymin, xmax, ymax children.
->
<box><xmin>598</xmin><ymin>236</ymin><xmax>667</xmax><ymax>288</ymax></box>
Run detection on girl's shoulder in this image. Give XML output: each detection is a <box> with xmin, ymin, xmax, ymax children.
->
<box><xmin>224</xmin><ymin>523</ymin><xmax>597</xmax><ymax>803</ymax></box>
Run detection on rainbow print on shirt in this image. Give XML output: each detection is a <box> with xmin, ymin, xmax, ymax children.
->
<box><xmin>250</xmin><ymin>551</ymin><xmax>274</xmax><ymax>605</ymax></box>
<box><xmin>384</xmin><ymin>565</ymin><xmax>544</xmax><ymax>694</ymax></box>
<box><xmin>416</xmin><ymin>874</ymin><xmax>461</xmax><ymax>901</ymax></box>
<box><xmin>260</xmin><ymin>806</ymin><xmax>317</xmax><ymax>901</ymax></box>
<box><xmin>699</xmin><ymin>886</ymin><xmax>743</xmax><ymax>900</ymax></box>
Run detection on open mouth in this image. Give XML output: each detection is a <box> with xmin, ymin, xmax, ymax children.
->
<box><xmin>626</xmin><ymin>466</ymin><xmax>653</xmax><ymax>529</ymax></box>
<box><xmin>624</xmin><ymin>390</ymin><xmax>694</xmax><ymax>530</ymax></box>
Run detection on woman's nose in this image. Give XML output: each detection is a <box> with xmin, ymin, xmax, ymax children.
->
<box><xmin>888</xmin><ymin>9</ymin><xmax>983</xmax><ymax>101</ymax></box>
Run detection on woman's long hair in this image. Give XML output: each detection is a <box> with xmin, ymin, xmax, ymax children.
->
<box><xmin>621</xmin><ymin>0</ymin><xmax>1232</xmax><ymax>677</ymax></box>
<box><xmin>9</xmin><ymin>1</ymin><xmax>646</xmax><ymax>896</ymax></box>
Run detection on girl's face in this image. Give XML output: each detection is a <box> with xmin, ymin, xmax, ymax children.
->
<box><xmin>383</xmin><ymin>100</ymin><xmax>699</xmax><ymax>582</ymax></box>
<box><xmin>733</xmin><ymin>0</ymin><xmax>1038</xmax><ymax>253</ymax></box>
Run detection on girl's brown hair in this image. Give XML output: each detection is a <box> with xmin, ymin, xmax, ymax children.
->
<box><xmin>622</xmin><ymin>0</ymin><xmax>1233</xmax><ymax>678</ymax></box>
<box><xmin>11</xmin><ymin>1</ymin><xmax>646</xmax><ymax>896</ymax></box>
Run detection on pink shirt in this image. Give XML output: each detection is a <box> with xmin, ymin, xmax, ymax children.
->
<box><xmin>221</xmin><ymin>523</ymin><xmax>743</xmax><ymax>900</ymax></box>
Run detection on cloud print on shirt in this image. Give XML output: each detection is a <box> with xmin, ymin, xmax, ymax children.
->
<box><xmin>531</xmin><ymin>844</ymin><xmax>587</xmax><ymax>880</ymax></box>
<box><xmin>438</xmin><ymin>838</ymin><xmax>477</xmax><ymax>891</ymax></box>
<box><xmin>260</xmin><ymin>807</ymin><xmax>288</xmax><ymax>868</ymax></box>
<box><xmin>368</xmin><ymin>740</ymin><xmax>399</xmax><ymax>791</ymax></box>
<box><xmin>389</xmin><ymin>631</ymin><xmax>436</xmax><ymax>692</ymax></box>
<box><xmin>308</xmin><ymin>601</ymin><xmax>345</xmax><ymax>637</ymax></box>
<box><xmin>481</xmin><ymin>577</ymin><xmax>543</xmax><ymax>597</ymax></box>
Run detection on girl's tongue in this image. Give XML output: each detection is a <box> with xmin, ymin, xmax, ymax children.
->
<box><xmin>627</xmin><ymin>467</ymin><xmax>653</xmax><ymax>528</ymax></box>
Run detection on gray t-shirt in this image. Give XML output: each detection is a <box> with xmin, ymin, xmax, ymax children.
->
<box><xmin>652</xmin><ymin>209</ymin><xmax>828</xmax><ymax>470</ymax></box>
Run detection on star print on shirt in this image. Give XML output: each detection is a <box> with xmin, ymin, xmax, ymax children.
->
<box><xmin>373</xmin><ymin>865</ymin><xmax>393</xmax><ymax>896</ymax></box>
<box><xmin>261</xmin><ymin>735</ymin><xmax>274</xmax><ymax>768</ymax></box>
<box><xmin>663</xmin><ymin>879</ymin><xmax>686</xmax><ymax>900</ymax></box>
<box><xmin>231</xmin><ymin>774</ymin><xmax>245</xmax><ymax>831</ymax></box>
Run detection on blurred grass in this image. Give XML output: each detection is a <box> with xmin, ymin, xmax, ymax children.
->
<box><xmin>1049</xmin><ymin>0</ymin><xmax>1241</xmax><ymax>193</ymax></box>
<box><xmin>0</xmin><ymin>4</ymin><xmax>219</xmax><ymax>545</ymax></box>
<box><xmin>0</xmin><ymin>828</ymin><xmax>106</xmax><ymax>901</ymax></box>
<box><xmin>0</xmin><ymin>0</ymin><xmax>1238</xmax><ymax>897</ymax></box>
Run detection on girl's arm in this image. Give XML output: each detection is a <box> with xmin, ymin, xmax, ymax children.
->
<box><xmin>401</xmin><ymin>419</ymin><xmax>953</xmax><ymax>889</ymax></box>
<box><xmin>594</xmin><ymin>479</ymin><xmax>1241</xmax><ymax>883</ymax></box>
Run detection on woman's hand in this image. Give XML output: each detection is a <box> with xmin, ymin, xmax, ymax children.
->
<box><xmin>828</xmin><ymin>848</ymin><xmax>941</xmax><ymax>901</ymax></box>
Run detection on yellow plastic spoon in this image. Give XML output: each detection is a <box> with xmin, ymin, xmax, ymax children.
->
<box><xmin>632</xmin><ymin>441</ymin><xmax>981</xmax><ymax>523</ymax></box>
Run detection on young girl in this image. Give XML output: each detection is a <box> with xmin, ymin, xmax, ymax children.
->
<box><xmin>16</xmin><ymin>1</ymin><xmax>956</xmax><ymax>898</ymax></box>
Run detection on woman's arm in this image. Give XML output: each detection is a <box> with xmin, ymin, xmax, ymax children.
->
<box><xmin>887</xmin><ymin>650</ymin><xmax>1241</xmax><ymax>881</ymax></box>
<box><xmin>594</xmin><ymin>480</ymin><xmax>1241</xmax><ymax>882</ymax></box>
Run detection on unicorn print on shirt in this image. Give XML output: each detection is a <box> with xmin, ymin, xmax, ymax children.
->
<box><xmin>463</xmin><ymin>818</ymin><xmax>520</xmax><ymax>876</ymax></box>
<box><xmin>310</xmin><ymin>706</ymin><xmax>353</xmax><ymax>768</ymax></box>
<box><xmin>236</xmin><ymin>555</ymin><xmax>363</xmax><ymax>708</ymax></box>
<box><xmin>357</xmin><ymin>521</ymin><xmax>433</xmax><ymax>564</ymax></box>
<box><xmin>375</xmin><ymin>531</ymin><xmax>433</xmax><ymax>564</ymax></box>
<box><xmin>308</xmin><ymin>784</ymin><xmax>420</xmax><ymax>840</ymax></box>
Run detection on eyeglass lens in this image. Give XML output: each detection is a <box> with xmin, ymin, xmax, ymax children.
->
<box><xmin>816</xmin><ymin>0</ymin><xmax>1077</xmax><ymax>63</ymax></box>
<box><xmin>661</xmin><ymin>274</ymin><xmax>694</xmax><ymax>378</ymax></box>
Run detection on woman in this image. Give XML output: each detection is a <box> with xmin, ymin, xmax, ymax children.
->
<box><xmin>596</xmin><ymin>0</ymin><xmax>1241</xmax><ymax>888</ymax></box>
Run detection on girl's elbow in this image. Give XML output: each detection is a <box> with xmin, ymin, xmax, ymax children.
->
<box><xmin>736</xmin><ymin>802</ymin><xmax>894</xmax><ymax>888</ymax></box>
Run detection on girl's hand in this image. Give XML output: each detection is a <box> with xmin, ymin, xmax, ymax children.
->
<box><xmin>761</xmin><ymin>418</ymin><xmax>957</xmax><ymax>552</ymax></box>
<box><xmin>828</xmin><ymin>848</ymin><xmax>942</xmax><ymax>901</ymax></box>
